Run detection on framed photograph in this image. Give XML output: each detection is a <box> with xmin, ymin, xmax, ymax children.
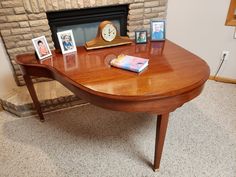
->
<box><xmin>150</xmin><ymin>20</ymin><xmax>165</xmax><ymax>41</ymax></box>
<box><xmin>32</xmin><ymin>36</ymin><xmax>52</xmax><ymax>60</ymax></box>
<box><xmin>57</xmin><ymin>30</ymin><xmax>77</xmax><ymax>54</ymax></box>
<box><xmin>135</xmin><ymin>30</ymin><xmax>148</xmax><ymax>44</ymax></box>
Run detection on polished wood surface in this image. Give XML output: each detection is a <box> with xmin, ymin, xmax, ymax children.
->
<box><xmin>17</xmin><ymin>40</ymin><xmax>209</xmax><ymax>107</ymax></box>
<box><xmin>16</xmin><ymin>40</ymin><xmax>210</xmax><ymax>171</ymax></box>
<box><xmin>154</xmin><ymin>114</ymin><xmax>169</xmax><ymax>171</ymax></box>
<box><xmin>209</xmin><ymin>75</ymin><xmax>236</xmax><ymax>84</ymax></box>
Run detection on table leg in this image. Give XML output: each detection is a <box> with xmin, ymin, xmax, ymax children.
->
<box><xmin>153</xmin><ymin>113</ymin><xmax>169</xmax><ymax>171</ymax></box>
<box><xmin>23</xmin><ymin>75</ymin><xmax>45</xmax><ymax>122</ymax></box>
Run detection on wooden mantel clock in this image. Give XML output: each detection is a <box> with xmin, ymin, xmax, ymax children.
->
<box><xmin>85</xmin><ymin>21</ymin><xmax>132</xmax><ymax>50</ymax></box>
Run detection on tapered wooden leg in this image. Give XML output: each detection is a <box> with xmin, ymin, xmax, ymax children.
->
<box><xmin>23</xmin><ymin>75</ymin><xmax>45</xmax><ymax>122</ymax></box>
<box><xmin>153</xmin><ymin>113</ymin><xmax>169</xmax><ymax>171</ymax></box>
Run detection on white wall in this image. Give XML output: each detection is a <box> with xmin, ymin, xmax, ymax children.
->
<box><xmin>0</xmin><ymin>37</ymin><xmax>17</xmax><ymax>98</ymax></box>
<box><xmin>166</xmin><ymin>0</ymin><xmax>236</xmax><ymax>79</ymax></box>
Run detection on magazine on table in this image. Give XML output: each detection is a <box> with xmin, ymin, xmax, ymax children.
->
<box><xmin>110</xmin><ymin>55</ymin><xmax>149</xmax><ymax>73</ymax></box>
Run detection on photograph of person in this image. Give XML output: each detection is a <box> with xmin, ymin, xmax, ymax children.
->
<box><xmin>38</xmin><ymin>40</ymin><xmax>48</xmax><ymax>56</ymax></box>
<box><xmin>135</xmin><ymin>31</ymin><xmax>147</xmax><ymax>44</ymax></box>
<box><xmin>57</xmin><ymin>30</ymin><xmax>77</xmax><ymax>54</ymax></box>
<box><xmin>151</xmin><ymin>21</ymin><xmax>165</xmax><ymax>41</ymax></box>
<box><xmin>32</xmin><ymin>36</ymin><xmax>52</xmax><ymax>60</ymax></box>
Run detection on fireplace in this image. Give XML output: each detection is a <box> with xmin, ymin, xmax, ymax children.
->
<box><xmin>0</xmin><ymin>0</ymin><xmax>168</xmax><ymax>86</ymax></box>
<box><xmin>47</xmin><ymin>5</ymin><xmax>128</xmax><ymax>49</ymax></box>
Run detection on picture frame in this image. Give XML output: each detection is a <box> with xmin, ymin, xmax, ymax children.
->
<box><xmin>135</xmin><ymin>30</ymin><xmax>148</xmax><ymax>44</ymax></box>
<box><xmin>150</xmin><ymin>20</ymin><xmax>166</xmax><ymax>41</ymax></box>
<box><xmin>32</xmin><ymin>36</ymin><xmax>52</xmax><ymax>60</ymax></box>
<box><xmin>57</xmin><ymin>30</ymin><xmax>77</xmax><ymax>54</ymax></box>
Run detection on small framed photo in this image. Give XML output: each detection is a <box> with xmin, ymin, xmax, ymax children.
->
<box><xmin>32</xmin><ymin>36</ymin><xmax>52</xmax><ymax>60</ymax></box>
<box><xmin>57</xmin><ymin>30</ymin><xmax>77</xmax><ymax>54</ymax></box>
<box><xmin>135</xmin><ymin>30</ymin><xmax>148</xmax><ymax>44</ymax></box>
<box><xmin>150</xmin><ymin>20</ymin><xmax>165</xmax><ymax>41</ymax></box>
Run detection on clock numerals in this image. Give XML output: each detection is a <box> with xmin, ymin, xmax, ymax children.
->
<box><xmin>102</xmin><ymin>24</ymin><xmax>117</xmax><ymax>42</ymax></box>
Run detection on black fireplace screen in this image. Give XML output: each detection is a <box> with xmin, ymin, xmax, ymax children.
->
<box><xmin>47</xmin><ymin>5</ymin><xmax>128</xmax><ymax>49</ymax></box>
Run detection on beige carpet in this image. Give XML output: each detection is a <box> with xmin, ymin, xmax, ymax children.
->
<box><xmin>0</xmin><ymin>80</ymin><xmax>236</xmax><ymax>177</ymax></box>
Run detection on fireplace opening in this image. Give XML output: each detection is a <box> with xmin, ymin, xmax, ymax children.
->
<box><xmin>47</xmin><ymin>5</ymin><xmax>129</xmax><ymax>49</ymax></box>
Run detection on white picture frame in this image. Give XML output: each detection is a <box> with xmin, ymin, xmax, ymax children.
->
<box><xmin>32</xmin><ymin>36</ymin><xmax>52</xmax><ymax>60</ymax></box>
<box><xmin>57</xmin><ymin>30</ymin><xmax>77</xmax><ymax>54</ymax></box>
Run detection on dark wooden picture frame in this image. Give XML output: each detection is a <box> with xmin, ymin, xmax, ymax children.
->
<box><xmin>135</xmin><ymin>30</ymin><xmax>148</xmax><ymax>44</ymax></box>
<box><xmin>150</xmin><ymin>20</ymin><xmax>165</xmax><ymax>41</ymax></box>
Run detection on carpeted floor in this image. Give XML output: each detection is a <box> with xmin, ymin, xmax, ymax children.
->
<box><xmin>0</xmin><ymin>80</ymin><xmax>236</xmax><ymax>177</ymax></box>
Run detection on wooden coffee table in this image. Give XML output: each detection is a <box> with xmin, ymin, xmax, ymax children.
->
<box><xmin>16</xmin><ymin>40</ymin><xmax>210</xmax><ymax>171</ymax></box>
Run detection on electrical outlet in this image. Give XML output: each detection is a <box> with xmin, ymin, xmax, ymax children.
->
<box><xmin>221</xmin><ymin>50</ymin><xmax>230</xmax><ymax>61</ymax></box>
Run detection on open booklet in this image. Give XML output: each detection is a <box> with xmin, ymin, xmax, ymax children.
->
<box><xmin>110</xmin><ymin>55</ymin><xmax>149</xmax><ymax>73</ymax></box>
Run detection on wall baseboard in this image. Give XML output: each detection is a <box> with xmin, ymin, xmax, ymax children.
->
<box><xmin>209</xmin><ymin>75</ymin><xmax>236</xmax><ymax>84</ymax></box>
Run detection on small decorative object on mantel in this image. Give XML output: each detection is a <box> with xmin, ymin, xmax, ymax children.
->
<box><xmin>57</xmin><ymin>30</ymin><xmax>77</xmax><ymax>54</ymax></box>
<box><xmin>32</xmin><ymin>36</ymin><xmax>52</xmax><ymax>60</ymax></box>
<box><xmin>85</xmin><ymin>20</ymin><xmax>132</xmax><ymax>50</ymax></box>
<box><xmin>150</xmin><ymin>20</ymin><xmax>166</xmax><ymax>41</ymax></box>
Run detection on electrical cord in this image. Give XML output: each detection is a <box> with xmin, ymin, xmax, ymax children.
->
<box><xmin>214</xmin><ymin>53</ymin><xmax>227</xmax><ymax>80</ymax></box>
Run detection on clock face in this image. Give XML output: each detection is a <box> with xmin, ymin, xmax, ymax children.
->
<box><xmin>101</xmin><ymin>23</ymin><xmax>117</xmax><ymax>42</ymax></box>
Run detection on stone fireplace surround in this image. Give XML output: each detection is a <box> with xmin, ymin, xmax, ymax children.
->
<box><xmin>0</xmin><ymin>0</ymin><xmax>167</xmax><ymax>117</ymax></box>
<box><xmin>0</xmin><ymin>0</ymin><xmax>167</xmax><ymax>86</ymax></box>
